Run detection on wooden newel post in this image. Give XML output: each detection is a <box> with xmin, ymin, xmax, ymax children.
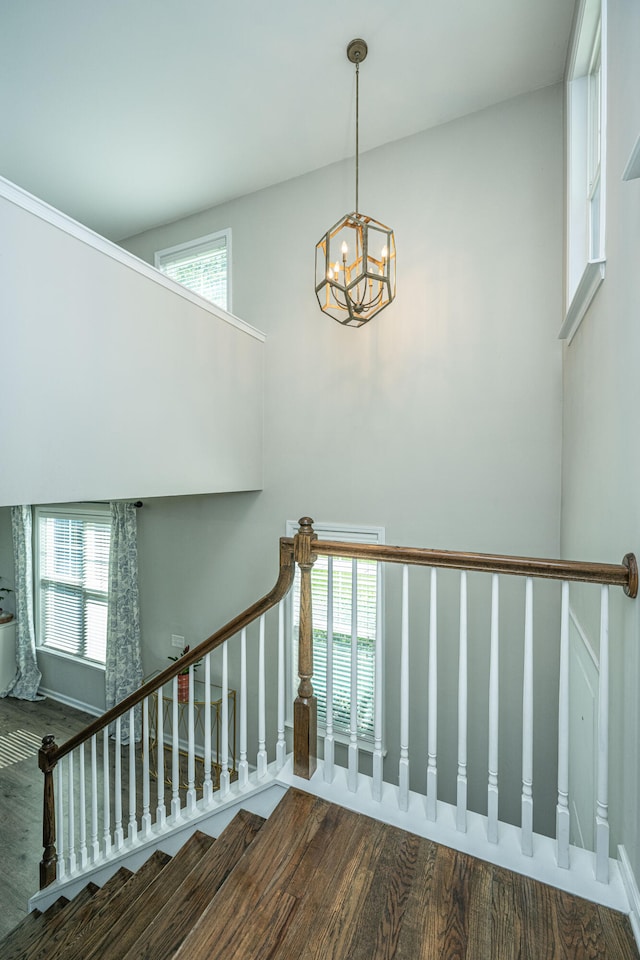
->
<box><xmin>294</xmin><ymin>517</ymin><xmax>318</xmax><ymax>778</ymax></box>
<box><xmin>39</xmin><ymin>734</ymin><xmax>58</xmax><ymax>889</ymax></box>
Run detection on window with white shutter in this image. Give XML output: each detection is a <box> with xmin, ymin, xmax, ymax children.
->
<box><xmin>562</xmin><ymin>0</ymin><xmax>606</xmax><ymax>341</ymax></box>
<box><xmin>155</xmin><ymin>229</ymin><xmax>231</xmax><ymax>312</ymax></box>
<box><xmin>287</xmin><ymin>521</ymin><xmax>384</xmax><ymax>743</ymax></box>
<box><xmin>35</xmin><ymin>506</ymin><xmax>111</xmax><ymax>665</ymax></box>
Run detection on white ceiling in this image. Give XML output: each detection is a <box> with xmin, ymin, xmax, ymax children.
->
<box><xmin>0</xmin><ymin>0</ymin><xmax>575</xmax><ymax>241</ymax></box>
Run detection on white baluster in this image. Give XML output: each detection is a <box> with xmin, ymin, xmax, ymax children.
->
<box><xmin>156</xmin><ymin>685</ymin><xmax>166</xmax><ymax>828</ymax></box>
<box><xmin>372</xmin><ymin>560</ymin><xmax>383</xmax><ymax>802</ymax></box>
<box><xmin>257</xmin><ymin>616</ymin><xmax>267</xmax><ymax>778</ymax></box>
<box><xmin>142</xmin><ymin>697</ymin><xmax>152</xmax><ymax>837</ymax></box>
<box><xmin>114</xmin><ymin>717</ymin><xmax>124</xmax><ymax>850</ymax></box>
<box><xmin>488</xmin><ymin>574</ymin><xmax>499</xmax><ymax>843</ymax></box>
<box><xmin>186</xmin><ymin>666</ymin><xmax>197</xmax><ymax>814</ymax></box>
<box><xmin>556</xmin><ymin>580</ymin><xmax>570</xmax><ymax>868</ymax></box>
<box><xmin>277</xmin><ymin>601</ymin><xmax>287</xmax><ymax>770</ymax></box>
<box><xmin>78</xmin><ymin>744</ymin><xmax>87</xmax><ymax>869</ymax></box>
<box><xmin>426</xmin><ymin>568</ymin><xmax>438</xmax><ymax>821</ymax></box>
<box><xmin>596</xmin><ymin>585</ymin><xmax>610</xmax><ymax>883</ymax></box>
<box><xmin>399</xmin><ymin>564</ymin><xmax>410</xmax><ymax>811</ymax></box>
<box><xmin>56</xmin><ymin>763</ymin><xmax>66</xmax><ymax>880</ymax></box>
<box><xmin>220</xmin><ymin>641</ymin><xmax>230</xmax><ymax>797</ymax></box>
<box><xmin>457</xmin><ymin>570</ymin><xmax>468</xmax><ymax>832</ymax></box>
<box><xmin>90</xmin><ymin>735</ymin><xmax>99</xmax><ymax>863</ymax></box>
<box><xmin>521</xmin><ymin>577</ymin><xmax>534</xmax><ymax>856</ymax></box>
<box><xmin>203</xmin><ymin>653</ymin><xmax>213</xmax><ymax>804</ymax></box>
<box><xmin>128</xmin><ymin>709</ymin><xmax>138</xmax><ymax>841</ymax></box>
<box><xmin>324</xmin><ymin>558</ymin><xmax>335</xmax><ymax>784</ymax></box>
<box><xmin>102</xmin><ymin>727</ymin><xmax>111</xmax><ymax>856</ymax></box>
<box><xmin>239</xmin><ymin>628</ymin><xmax>249</xmax><ymax>787</ymax></box>
<box><xmin>67</xmin><ymin>752</ymin><xmax>76</xmax><ymax>873</ymax></box>
<box><xmin>171</xmin><ymin>676</ymin><xmax>181</xmax><ymax>819</ymax></box>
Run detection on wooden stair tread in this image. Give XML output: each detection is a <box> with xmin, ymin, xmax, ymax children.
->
<box><xmin>55</xmin><ymin>848</ymin><xmax>172</xmax><ymax>960</ymax></box>
<box><xmin>79</xmin><ymin>830</ymin><xmax>216</xmax><ymax>960</ymax></box>
<box><xmin>29</xmin><ymin>866</ymin><xmax>134</xmax><ymax>960</ymax></box>
<box><xmin>118</xmin><ymin>810</ymin><xmax>266</xmax><ymax>960</ymax></box>
<box><xmin>10</xmin><ymin>885</ymin><xmax>97</xmax><ymax>960</ymax></box>
<box><xmin>0</xmin><ymin>906</ymin><xmax>46</xmax><ymax>960</ymax></box>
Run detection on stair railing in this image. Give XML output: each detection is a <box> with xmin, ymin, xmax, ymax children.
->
<box><xmin>291</xmin><ymin>517</ymin><xmax>638</xmax><ymax>886</ymax></box>
<box><xmin>38</xmin><ymin>536</ymin><xmax>297</xmax><ymax>889</ymax></box>
<box><xmin>38</xmin><ymin>515</ymin><xmax>638</xmax><ymax>896</ymax></box>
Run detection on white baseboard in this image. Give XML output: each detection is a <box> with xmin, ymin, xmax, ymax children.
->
<box><xmin>38</xmin><ymin>686</ymin><xmax>104</xmax><ymax>719</ymax></box>
<box><xmin>619</xmin><ymin>845</ymin><xmax>640</xmax><ymax>949</ymax></box>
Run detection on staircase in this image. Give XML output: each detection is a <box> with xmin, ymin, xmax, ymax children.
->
<box><xmin>0</xmin><ymin>809</ymin><xmax>264</xmax><ymax>960</ymax></box>
<box><xmin>4</xmin><ymin>788</ymin><xmax>638</xmax><ymax>959</ymax></box>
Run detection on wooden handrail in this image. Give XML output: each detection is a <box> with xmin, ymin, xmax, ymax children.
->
<box><xmin>312</xmin><ymin>539</ymin><xmax>638</xmax><ymax>597</ymax></box>
<box><xmin>48</xmin><ymin>537</ymin><xmax>295</xmax><ymax>764</ymax></box>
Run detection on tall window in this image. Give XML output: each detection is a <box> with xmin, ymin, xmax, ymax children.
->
<box><xmin>35</xmin><ymin>506</ymin><xmax>111</xmax><ymax>664</ymax></box>
<box><xmin>562</xmin><ymin>0</ymin><xmax>606</xmax><ymax>341</ymax></box>
<box><xmin>155</xmin><ymin>229</ymin><xmax>231</xmax><ymax>312</ymax></box>
<box><xmin>288</xmin><ymin>521</ymin><xmax>384</xmax><ymax>742</ymax></box>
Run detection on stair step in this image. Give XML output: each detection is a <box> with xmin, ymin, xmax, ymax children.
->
<box><xmin>11</xmin><ymin>885</ymin><xmax>98</xmax><ymax>960</ymax></box>
<box><xmin>81</xmin><ymin>830</ymin><xmax>216</xmax><ymax>960</ymax></box>
<box><xmin>0</xmin><ymin>895</ymin><xmax>73</xmax><ymax>960</ymax></box>
<box><xmin>55</xmin><ymin>848</ymin><xmax>172</xmax><ymax>960</ymax></box>
<box><xmin>0</xmin><ymin>906</ymin><xmax>45</xmax><ymax>959</ymax></box>
<box><xmin>29</xmin><ymin>866</ymin><xmax>133</xmax><ymax>960</ymax></box>
<box><xmin>120</xmin><ymin>810</ymin><xmax>266</xmax><ymax>960</ymax></box>
<box><xmin>175</xmin><ymin>789</ymin><xmax>335</xmax><ymax>959</ymax></box>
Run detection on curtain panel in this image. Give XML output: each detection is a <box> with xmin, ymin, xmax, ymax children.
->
<box><xmin>105</xmin><ymin>502</ymin><xmax>143</xmax><ymax>739</ymax></box>
<box><xmin>1</xmin><ymin>505</ymin><xmax>42</xmax><ymax>699</ymax></box>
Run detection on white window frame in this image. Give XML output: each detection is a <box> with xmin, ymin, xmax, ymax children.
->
<box><xmin>561</xmin><ymin>0</ymin><xmax>607</xmax><ymax>342</ymax></box>
<box><xmin>34</xmin><ymin>504</ymin><xmax>111</xmax><ymax>669</ymax></box>
<box><xmin>154</xmin><ymin>228</ymin><xmax>232</xmax><ymax>313</ymax></box>
<box><xmin>286</xmin><ymin>520</ymin><xmax>385</xmax><ymax>752</ymax></box>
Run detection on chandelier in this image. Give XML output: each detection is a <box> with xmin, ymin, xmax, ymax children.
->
<box><xmin>315</xmin><ymin>39</ymin><xmax>396</xmax><ymax>327</ymax></box>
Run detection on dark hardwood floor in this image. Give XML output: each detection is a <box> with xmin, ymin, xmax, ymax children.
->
<box><xmin>0</xmin><ymin>694</ymin><xmax>96</xmax><ymax>939</ymax></box>
<box><xmin>179</xmin><ymin>788</ymin><xmax>639</xmax><ymax>960</ymax></box>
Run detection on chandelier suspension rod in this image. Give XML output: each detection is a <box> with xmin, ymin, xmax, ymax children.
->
<box><xmin>355</xmin><ymin>59</ymin><xmax>360</xmax><ymax>216</ymax></box>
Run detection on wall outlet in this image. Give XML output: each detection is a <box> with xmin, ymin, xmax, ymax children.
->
<box><xmin>171</xmin><ymin>634</ymin><xmax>185</xmax><ymax>649</ymax></box>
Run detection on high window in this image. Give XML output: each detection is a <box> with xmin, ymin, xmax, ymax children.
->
<box><xmin>155</xmin><ymin>229</ymin><xmax>231</xmax><ymax>312</ymax></box>
<box><xmin>562</xmin><ymin>0</ymin><xmax>606</xmax><ymax>341</ymax></box>
<box><xmin>35</xmin><ymin>506</ymin><xmax>111</xmax><ymax>665</ymax></box>
<box><xmin>287</xmin><ymin>521</ymin><xmax>384</xmax><ymax>743</ymax></box>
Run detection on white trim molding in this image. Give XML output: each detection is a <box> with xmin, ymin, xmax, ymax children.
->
<box><xmin>0</xmin><ymin>174</ymin><xmax>264</xmax><ymax>343</ymax></box>
<box><xmin>623</xmin><ymin>134</ymin><xmax>640</xmax><ymax>181</ymax></box>
<box><xmin>618</xmin><ymin>845</ymin><xmax>640</xmax><ymax>950</ymax></box>
<box><xmin>559</xmin><ymin>260</ymin><xmax>606</xmax><ymax>342</ymax></box>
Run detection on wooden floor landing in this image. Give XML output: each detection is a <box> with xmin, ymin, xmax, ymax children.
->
<box><xmin>178</xmin><ymin>787</ymin><xmax>639</xmax><ymax>960</ymax></box>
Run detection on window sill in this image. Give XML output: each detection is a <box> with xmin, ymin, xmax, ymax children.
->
<box><xmin>559</xmin><ymin>260</ymin><xmax>606</xmax><ymax>343</ymax></box>
<box><xmin>285</xmin><ymin>719</ymin><xmax>386</xmax><ymax>756</ymax></box>
<box><xmin>37</xmin><ymin>645</ymin><xmax>106</xmax><ymax>671</ymax></box>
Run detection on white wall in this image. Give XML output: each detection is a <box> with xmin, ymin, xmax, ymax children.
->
<box><xmin>121</xmin><ymin>84</ymin><xmax>564</xmax><ymax>834</ymax></box>
<box><xmin>0</xmin><ymin>181</ymin><xmax>264</xmax><ymax>506</ymax></box>
<box><xmin>561</xmin><ymin>0</ymin><xmax>640</xmax><ymax>876</ymax></box>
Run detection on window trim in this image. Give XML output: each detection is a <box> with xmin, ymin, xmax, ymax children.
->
<box><xmin>34</xmin><ymin>503</ymin><xmax>111</xmax><ymax>669</ymax></box>
<box><xmin>285</xmin><ymin>519</ymin><xmax>385</xmax><ymax>753</ymax></box>
<box><xmin>562</xmin><ymin>0</ymin><xmax>607</xmax><ymax>343</ymax></box>
<box><xmin>154</xmin><ymin>228</ymin><xmax>232</xmax><ymax>314</ymax></box>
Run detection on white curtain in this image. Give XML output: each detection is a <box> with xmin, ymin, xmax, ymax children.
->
<box><xmin>1</xmin><ymin>506</ymin><xmax>43</xmax><ymax>699</ymax></box>
<box><xmin>105</xmin><ymin>502</ymin><xmax>143</xmax><ymax>738</ymax></box>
